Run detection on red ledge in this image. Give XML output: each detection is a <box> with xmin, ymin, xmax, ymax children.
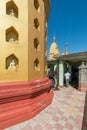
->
<box><xmin>0</xmin><ymin>77</ymin><xmax>51</xmax><ymax>100</ymax></box>
<box><xmin>0</xmin><ymin>77</ymin><xmax>54</xmax><ymax>129</ymax></box>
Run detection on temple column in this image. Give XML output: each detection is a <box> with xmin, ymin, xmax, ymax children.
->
<box><xmin>59</xmin><ymin>60</ymin><xmax>64</xmax><ymax>86</ymax></box>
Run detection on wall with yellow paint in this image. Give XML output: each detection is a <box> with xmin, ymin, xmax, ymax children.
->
<box><xmin>0</xmin><ymin>0</ymin><xmax>50</xmax><ymax>82</ymax></box>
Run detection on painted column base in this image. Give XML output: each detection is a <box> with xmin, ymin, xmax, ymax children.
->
<box><xmin>0</xmin><ymin>77</ymin><xmax>54</xmax><ymax>129</ymax></box>
<box><xmin>78</xmin><ymin>84</ymin><xmax>87</xmax><ymax>92</ymax></box>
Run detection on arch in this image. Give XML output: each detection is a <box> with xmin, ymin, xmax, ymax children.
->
<box><xmin>6</xmin><ymin>54</ymin><xmax>19</xmax><ymax>69</ymax></box>
<box><xmin>34</xmin><ymin>38</ymin><xmax>40</xmax><ymax>50</ymax></box>
<box><xmin>33</xmin><ymin>59</ymin><xmax>40</xmax><ymax>71</ymax></box>
<box><xmin>34</xmin><ymin>0</ymin><xmax>40</xmax><ymax>11</ymax></box>
<box><xmin>34</xmin><ymin>18</ymin><xmax>40</xmax><ymax>30</ymax></box>
<box><xmin>6</xmin><ymin>26</ymin><xmax>18</xmax><ymax>42</ymax></box>
<box><xmin>6</xmin><ymin>0</ymin><xmax>18</xmax><ymax>18</ymax></box>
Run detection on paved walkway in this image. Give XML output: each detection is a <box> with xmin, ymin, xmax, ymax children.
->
<box><xmin>5</xmin><ymin>86</ymin><xmax>86</xmax><ymax>130</ymax></box>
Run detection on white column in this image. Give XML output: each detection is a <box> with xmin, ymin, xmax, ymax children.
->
<box><xmin>59</xmin><ymin>61</ymin><xmax>64</xmax><ymax>86</ymax></box>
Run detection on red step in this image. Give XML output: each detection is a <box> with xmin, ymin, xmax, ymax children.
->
<box><xmin>0</xmin><ymin>77</ymin><xmax>54</xmax><ymax>129</ymax></box>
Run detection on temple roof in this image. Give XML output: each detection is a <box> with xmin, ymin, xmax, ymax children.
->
<box><xmin>55</xmin><ymin>51</ymin><xmax>87</xmax><ymax>62</ymax></box>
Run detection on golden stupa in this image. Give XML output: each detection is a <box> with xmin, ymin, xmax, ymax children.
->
<box><xmin>50</xmin><ymin>36</ymin><xmax>60</xmax><ymax>60</ymax></box>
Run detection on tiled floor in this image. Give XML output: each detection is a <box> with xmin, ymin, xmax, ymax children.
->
<box><xmin>5</xmin><ymin>86</ymin><xmax>86</xmax><ymax>130</ymax></box>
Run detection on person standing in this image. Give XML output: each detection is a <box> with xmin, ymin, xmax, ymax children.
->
<box><xmin>64</xmin><ymin>71</ymin><xmax>71</xmax><ymax>87</ymax></box>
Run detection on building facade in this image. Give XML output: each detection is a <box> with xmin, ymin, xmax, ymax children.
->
<box><xmin>48</xmin><ymin>51</ymin><xmax>87</xmax><ymax>91</ymax></box>
<box><xmin>0</xmin><ymin>0</ymin><xmax>50</xmax><ymax>82</ymax></box>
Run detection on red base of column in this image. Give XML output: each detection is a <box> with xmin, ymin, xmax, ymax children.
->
<box><xmin>0</xmin><ymin>77</ymin><xmax>54</xmax><ymax>129</ymax></box>
<box><xmin>78</xmin><ymin>84</ymin><xmax>87</xmax><ymax>92</ymax></box>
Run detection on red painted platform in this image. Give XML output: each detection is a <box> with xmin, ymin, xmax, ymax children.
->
<box><xmin>0</xmin><ymin>77</ymin><xmax>54</xmax><ymax>129</ymax></box>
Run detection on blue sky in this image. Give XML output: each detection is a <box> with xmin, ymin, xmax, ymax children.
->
<box><xmin>48</xmin><ymin>0</ymin><xmax>87</xmax><ymax>55</ymax></box>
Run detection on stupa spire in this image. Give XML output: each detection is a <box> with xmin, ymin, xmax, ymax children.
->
<box><xmin>52</xmin><ymin>36</ymin><xmax>56</xmax><ymax>43</ymax></box>
<box><xmin>65</xmin><ymin>42</ymin><xmax>68</xmax><ymax>55</ymax></box>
